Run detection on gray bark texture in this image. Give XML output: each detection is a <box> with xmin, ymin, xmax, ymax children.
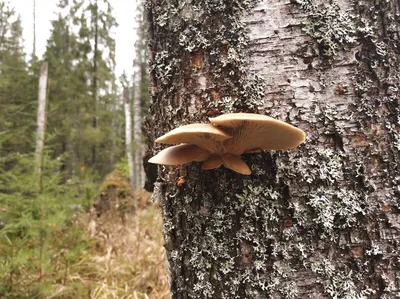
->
<box><xmin>143</xmin><ymin>0</ymin><xmax>400</xmax><ymax>298</ymax></box>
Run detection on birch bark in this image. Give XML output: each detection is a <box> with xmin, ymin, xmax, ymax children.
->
<box><xmin>133</xmin><ymin>0</ymin><xmax>144</xmax><ymax>189</ymax></box>
<box><xmin>34</xmin><ymin>62</ymin><xmax>48</xmax><ymax>176</ymax></box>
<box><xmin>124</xmin><ymin>88</ymin><xmax>134</xmax><ymax>187</ymax></box>
<box><xmin>144</xmin><ymin>0</ymin><xmax>400</xmax><ymax>298</ymax></box>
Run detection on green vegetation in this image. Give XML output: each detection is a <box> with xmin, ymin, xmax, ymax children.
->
<box><xmin>0</xmin><ymin>156</ymin><xmax>168</xmax><ymax>297</ymax></box>
<box><xmin>0</xmin><ymin>152</ymin><xmax>94</xmax><ymax>298</ymax></box>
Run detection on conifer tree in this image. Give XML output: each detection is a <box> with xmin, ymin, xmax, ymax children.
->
<box><xmin>45</xmin><ymin>0</ymin><xmax>83</xmax><ymax>175</ymax></box>
<box><xmin>0</xmin><ymin>1</ymin><xmax>35</xmax><ymax>156</ymax></box>
<box><xmin>45</xmin><ymin>0</ymin><xmax>122</xmax><ymax>177</ymax></box>
<box><xmin>74</xmin><ymin>0</ymin><xmax>119</xmax><ymax>175</ymax></box>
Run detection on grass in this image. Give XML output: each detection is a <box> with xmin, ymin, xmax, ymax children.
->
<box><xmin>67</xmin><ymin>189</ymin><xmax>170</xmax><ymax>299</ymax></box>
<box><xmin>85</xmin><ymin>190</ymin><xmax>169</xmax><ymax>299</ymax></box>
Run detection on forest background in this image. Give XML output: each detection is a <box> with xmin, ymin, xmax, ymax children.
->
<box><xmin>0</xmin><ymin>0</ymin><xmax>169</xmax><ymax>298</ymax></box>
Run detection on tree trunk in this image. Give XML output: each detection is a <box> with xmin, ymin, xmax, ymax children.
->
<box><xmin>133</xmin><ymin>0</ymin><xmax>144</xmax><ymax>189</ymax></box>
<box><xmin>124</xmin><ymin>87</ymin><xmax>134</xmax><ymax>187</ymax></box>
<box><xmin>34</xmin><ymin>62</ymin><xmax>48</xmax><ymax>179</ymax></box>
<box><xmin>32</xmin><ymin>0</ymin><xmax>36</xmax><ymax>59</ymax></box>
<box><xmin>109</xmin><ymin>82</ymin><xmax>119</xmax><ymax>170</ymax></box>
<box><xmin>92</xmin><ymin>0</ymin><xmax>99</xmax><ymax>166</ymax></box>
<box><xmin>144</xmin><ymin>0</ymin><xmax>400</xmax><ymax>298</ymax></box>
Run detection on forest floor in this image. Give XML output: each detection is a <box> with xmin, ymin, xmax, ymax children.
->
<box><xmin>1</xmin><ymin>170</ymin><xmax>170</xmax><ymax>299</ymax></box>
<box><xmin>75</xmin><ymin>175</ymin><xmax>170</xmax><ymax>299</ymax></box>
<box><xmin>52</xmin><ymin>172</ymin><xmax>170</xmax><ymax>299</ymax></box>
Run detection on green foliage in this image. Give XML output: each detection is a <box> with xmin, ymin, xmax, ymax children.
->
<box><xmin>0</xmin><ymin>152</ymin><xmax>95</xmax><ymax>298</ymax></box>
<box><xmin>0</xmin><ymin>2</ymin><xmax>38</xmax><ymax>155</ymax></box>
<box><xmin>114</xmin><ymin>156</ymin><xmax>131</xmax><ymax>179</ymax></box>
<box><xmin>44</xmin><ymin>0</ymin><xmax>124</xmax><ymax>178</ymax></box>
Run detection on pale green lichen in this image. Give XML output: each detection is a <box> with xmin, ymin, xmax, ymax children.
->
<box><xmin>311</xmin><ymin>259</ymin><xmax>366</xmax><ymax>299</ymax></box>
<box><xmin>179</xmin><ymin>25</ymin><xmax>211</xmax><ymax>51</ymax></box>
<box><xmin>308</xmin><ymin>187</ymin><xmax>365</xmax><ymax>233</ymax></box>
<box><xmin>294</xmin><ymin>1</ymin><xmax>357</xmax><ymax>56</ymax></box>
<box><xmin>151</xmin><ymin>50</ymin><xmax>179</xmax><ymax>85</ymax></box>
<box><xmin>278</xmin><ymin>146</ymin><xmax>344</xmax><ymax>184</ymax></box>
<box><xmin>234</xmin><ymin>184</ymin><xmax>302</xmax><ymax>297</ymax></box>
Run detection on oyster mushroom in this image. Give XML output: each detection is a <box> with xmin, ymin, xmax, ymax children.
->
<box><xmin>149</xmin><ymin>113</ymin><xmax>306</xmax><ymax>175</ymax></box>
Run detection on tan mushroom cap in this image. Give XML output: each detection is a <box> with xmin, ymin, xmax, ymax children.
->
<box><xmin>209</xmin><ymin>113</ymin><xmax>306</xmax><ymax>155</ymax></box>
<box><xmin>221</xmin><ymin>154</ymin><xmax>251</xmax><ymax>175</ymax></box>
<box><xmin>148</xmin><ymin>143</ymin><xmax>209</xmax><ymax>165</ymax></box>
<box><xmin>194</xmin><ymin>150</ymin><xmax>211</xmax><ymax>162</ymax></box>
<box><xmin>202</xmin><ymin>154</ymin><xmax>223</xmax><ymax>170</ymax></box>
<box><xmin>155</xmin><ymin>123</ymin><xmax>232</xmax><ymax>153</ymax></box>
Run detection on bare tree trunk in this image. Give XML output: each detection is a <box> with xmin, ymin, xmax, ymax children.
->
<box><xmin>124</xmin><ymin>88</ymin><xmax>134</xmax><ymax>187</ymax></box>
<box><xmin>133</xmin><ymin>0</ymin><xmax>144</xmax><ymax>189</ymax></box>
<box><xmin>109</xmin><ymin>84</ymin><xmax>118</xmax><ymax>169</ymax></box>
<box><xmin>63</xmin><ymin>0</ymin><xmax>78</xmax><ymax>177</ymax></box>
<box><xmin>32</xmin><ymin>0</ymin><xmax>36</xmax><ymax>58</ymax></box>
<box><xmin>92</xmin><ymin>0</ymin><xmax>99</xmax><ymax>167</ymax></box>
<box><xmin>144</xmin><ymin>0</ymin><xmax>400</xmax><ymax>298</ymax></box>
<box><xmin>34</xmin><ymin>62</ymin><xmax>48</xmax><ymax>178</ymax></box>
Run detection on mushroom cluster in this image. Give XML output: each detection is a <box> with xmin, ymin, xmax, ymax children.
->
<box><xmin>148</xmin><ymin>113</ymin><xmax>306</xmax><ymax>175</ymax></box>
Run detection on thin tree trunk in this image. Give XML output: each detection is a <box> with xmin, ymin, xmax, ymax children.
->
<box><xmin>65</xmin><ymin>16</ymin><xmax>70</xmax><ymax>175</ymax></box>
<box><xmin>32</xmin><ymin>0</ymin><xmax>36</xmax><ymax>58</ymax></box>
<box><xmin>133</xmin><ymin>0</ymin><xmax>144</xmax><ymax>189</ymax></box>
<box><xmin>64</xmin><ymin>0</ymin><xmax>77</xmax><ymax>177</ymax></box>
<box><xmin>92</xmin><ymin>0</ymin><xmax>99</xmax><ymax>166</ymax></box>
<box><xmin>124</xmin><ymin>88</ymin><xmax>134</xmax><ymax>187</ymax></box>
<box><xmin>109</xmin><ymin>87</ymin><xmax>118</xmax><ymax>169</ymax></box>
<box><xmin>62</xmin><ymin>6</ymin><xmax>71</xmax><ymax>176</ymax></box>
<box><xmin>132</xmin><ymin>69</ymin><xmax>142</xmax><ymax>189</ymax></box>
<box><xmin>34</xmin><ymin>62</ymin><xmax>48</xmax><ymax>178</ymax></box>
<box><xmin>144</xmin><ymin>0</ymin><xmax>400</xmax><ymax>298</ymax></box>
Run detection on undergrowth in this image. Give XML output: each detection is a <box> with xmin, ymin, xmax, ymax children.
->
<box><xmin>0</xmin><ymin>153</ymin><xmax>169</xmax><ymax>298</ymax></box>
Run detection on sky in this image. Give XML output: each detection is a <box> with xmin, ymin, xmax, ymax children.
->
<box><xmin>12</xmin><ymin>0</ymin><xmax>136</xmax><ymax>77</ymax></box>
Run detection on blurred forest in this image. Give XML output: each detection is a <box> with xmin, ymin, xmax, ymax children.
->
<box><xmin>0</xmin><ymin>0</ymin><xmax>168</xmax><ymax>298</ymax></box>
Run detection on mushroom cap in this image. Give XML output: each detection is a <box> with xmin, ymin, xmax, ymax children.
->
<box><xmin>202</xmin><ymin>154</ymin><xmax>223</xmax><ymax>170</ymax></box>
<box><xmin>148</xmin><ymin>143</ymin><xmax>209</xmax><ymax>165</ymax></box>
<box><xmin>221</xmin><ymin>154</ymin><xmax>251</xmax><ymax>175</ymax></box>
<box><xmin>209</xmin><ymin>113</ymin><xmax>306</xmax><ymax>155</ymax></box>
<box><xmin>193</xmin><ymin>151</ymin><xmax>211</xmax><ymax>162</ymax></box>
<box><xmin>155</xmin><ymin>123</ymin><xmax>231</xmax><ymax>153</ymax></box>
